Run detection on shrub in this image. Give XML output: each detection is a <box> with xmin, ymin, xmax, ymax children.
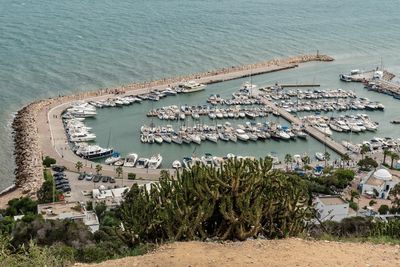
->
<box><xmin>127</xmin><ymin>173</ymin><xmax>136</xmax><ymax>180</ymax></box>
<box><xmin>42</xmin><ymin>156</ymin><xmax>56</xmax><ymax>167</ymax></box>
<box><xmin>378</xmin><ymin>204</ymin><xmax>390</xmax><ymax>215</ymax></box>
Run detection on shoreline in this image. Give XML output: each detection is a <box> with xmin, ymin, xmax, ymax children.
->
<box><xmin>3</xmin><ymin>53</ymin><xmax>334</xmax><ymax>200</ymax></box>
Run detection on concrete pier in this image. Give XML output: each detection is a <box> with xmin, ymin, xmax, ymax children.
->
<box><xmin>260</xmin><ymin>98</ymin><xmax>348</xmax><ymax>156</ymax></box>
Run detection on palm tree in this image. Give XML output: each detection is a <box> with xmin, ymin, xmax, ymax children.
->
<box><xmin>116</xmin><ymin>166</ymin><xmax>123</xmax><ymax>179</ymax></box>
<box><xmin>360</xmin><ymin>144</ymin><xmax>369</xmax><ymax>160</ymax></box>
<box><xmin>341</xmin><ymin>153</ymin><xmax>351</xmax><ymax>167</ymax></box>
<box><xmin>390</xmin><ymin>152</ymin><xmax>399</xmax><ymax>169</ymax></box>
<box><xmin>324</xmin><ymin>152</ymin><xmax>330</xmax><ymax>167</ymax></box>
<box><xmin>302</xmin><ymin>155</ymin><xmax>311</xmax><ymax>165</ymax></box>
<box><xmin>284</xmin><ymin>154</ymin><xmax>292</xmax><ymax>171</ymax></box>
<box><xmin>383</xmin><ymin>149</ymin><xmax>391</xmax><ymax>165</ymax></box>
<box><xmin>95</xmin><ymin>164</ymin><xmax>102</xmax><ymax>175</ymax></box>
<box><xmin>75</xmin><ymin>161</ymin><xmax>83</xmax><ymax>173</ymax></box>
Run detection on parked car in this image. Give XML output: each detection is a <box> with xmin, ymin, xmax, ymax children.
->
<box><xmin>62</xmin><ymin>185</ymin><xmax>71</xmax><ymax>192</ymax></box>
<box><xmin>53</xmin><ymin>172</ymin><xmax>66</xmax><ymax>178</ymax></box>
<box><xmin>78</xmin><ymin>173</ymin><xmax>85</xmax><ymax>180</ymax></box>
<box><xmin>109</xmin><ymin>177</ymin><xmax>116</xmax><ymax>183</ymax></box>
<box><xmin>93</xmin><ymin>175</ymin><xmax>102</xmax><ymax>183</ymax></box>
<box><xmin>85</xmin><ymin>174</ymin><xmax>94</xmax><ymax>181</ymax></box>
<box><xmin>52</xmin><ymin>165</ymin><xmax>66</xmax><ymax>172</ymax></box>
<box><xmin>102</xmin><ymin>176</ymin><xmax>110</xmax><ymax>183</ymax></box>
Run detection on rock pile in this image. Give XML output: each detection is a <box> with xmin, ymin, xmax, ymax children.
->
<box><xmin>12</xmin><ymin>101</ymin><xmax>44</xmax><ymax>196</ymax></box>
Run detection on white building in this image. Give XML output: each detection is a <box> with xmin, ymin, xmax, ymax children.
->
<box><xmin>92</xmin><ymin>186</ymin><xmax>130</xmax><ymax>209</ymax></box>
<box><xmin>360</xmin><ymin>168</ymin><xmax>398</xmax><ymax>199</ymax></box>
<box><xmin>314</xmin><ymin>195</ymin><xmax>355</xmax><ymax>222</ymax></box>
<box><xmin>37</xmin><ymin>202</ymin><xmax>99</xmax><ymax>233</ymax></box>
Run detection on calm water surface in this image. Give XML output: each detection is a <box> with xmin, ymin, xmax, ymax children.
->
<box><xmin>1</xmin><ymin>0</ymin><xmax>400</xmax><ymax>189</ymax></box>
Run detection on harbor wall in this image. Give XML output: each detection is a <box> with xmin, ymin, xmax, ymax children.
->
<box><xmin>9</xmin><ymin>53</ymin><xmax>334</xmax><ymax>197</ymax></box>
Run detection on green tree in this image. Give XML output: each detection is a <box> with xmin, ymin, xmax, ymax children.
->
<box><xmin>390</xmin><ymin>184</ymin><xmax>400</xmax><ymax>209</ymax></box>
<box><xmin>75</xmin><ymin>161</ymin><xmax>83</xmax><ymax>173</ymax></box>
<box><xmin>42</xmin><ymin>156</ymin><xmax>56</xmax><ymax>167</ymax></box>
<box><xmin>357</xmin><ymin>156</ymin><xmax>378</xmax><ymax>171</ymax></box>
<box><xmin>37</xmin><ymin>170</ymin><xmax>60</xmax><ymax>203</ymax></box>
<box><xmin>378</xmin><ymin>204</ymin><xmax>389</xmax><ymax>215</ymax></box>
<box><xmin>390</xmin><ymin>152</ymin><xmax>399</xmax><ymax>169</ymax></box>
<box><xmin>302</xmin><ymin>155</ymin><xmax>311</xmax><ymax>165</ymax></box>
<box><xmin>95</xmin><ymin>164</ymin><xmax>102</xmax><ymax>175</ymax></box>
<box><xmin>369</xmin><ymin>200</ymin><xmax>377</xmax><ymax>207</ymax></box>
<box><xmin>127</xmin><ymin>173</ymin><xmax>136</xmax><ymax>180</ymax></box>
<box><xmin>341</xmin><ymin>153</ymin><xmax>351</xmax><ymax>167</ymax></box>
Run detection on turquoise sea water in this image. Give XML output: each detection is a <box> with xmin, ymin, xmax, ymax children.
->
<box><xmin>1</xmin><ymin>0</ymin><xmax>400</xmax><ymax>189</ymax></box>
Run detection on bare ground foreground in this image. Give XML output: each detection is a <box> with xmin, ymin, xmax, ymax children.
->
<box><xmin>80</xmin><ymin>238</ymin><xmax>400</xmax><ymax>267</ymax></box>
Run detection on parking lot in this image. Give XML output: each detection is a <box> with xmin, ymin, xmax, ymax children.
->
<box><xmin>51</xmin><ymin>166</ymin><xmax>151</xmax><ymax>203</ymax></box>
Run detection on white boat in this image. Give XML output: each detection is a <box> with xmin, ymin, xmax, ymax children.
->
<box><xmin>329</xmin><ymin>123</ymin><xmax>343</xmax><ymax>132</ymax></box>
<box><xmin>136</xmin><ymin>158</ymin><xmax>149</xmax><ymax>168</ymax></box>
<box><xmin>190</xmin><ymin>134</ymin><xmax>202</xmax><ymax>144</ymax></box>
<box><xmin>76</xmin><ymin>145</ymin><xmax>113</xmax><ymax>159</ymax></box>
<box><xmin>148</xmin><ymin>154</ymin><xmax>163</xmax><ymax>169</ymax></box>
<box><xmin>337</xmin><ymin>120</ymin><xmax>350</xmax><ymax>132</ymax></box>
<box><xmin>236</xmin><ymin>129</ymin><xmax>249</xmax><ymax>141</ymax></box>
<box><xmin>181</xmin><ymin>81</ymin><xmax>206</xmax><ymax>93</ymax></box>
<box><xmin>201</xmin><ymin>153</ymin><xmax>214</xmax><ymax>166</ymax></box>
<box><xmin>172</xmin><ymin>160</ymin><xmax>182</xmax><ymax>169</ymax></box>
<box><xmin>69</xmin><ymin>132</ymin><xmax>97</xmax><ymax>142</ymax></box>
<box><xmin>124</xmin><ymin>153</ymin><xmax>138</xmax><ymax>167</ymax></box>
<box><xmin>314</xmin><ymin>123</ymin><xmax>333</xmax><ymax>136</ymax></box>
<box><xmin>206</xmin><ymin>133</ymin><xmax>218</xmax><ymax>143</ymax></box>
<box><xmin>315</xmin><ymin>152</ymin><xmax>325</xmax><ymax>161</ymax></box>
<box><xmin>278</xmin><ymin>131</ymin><xmax>290</xmax><ymax>140</ymax></box>
<box><xmin>154</xmin><ymin>135</ymin><xmax>163</xmax><ymax>144</ymax></box>
<box><xmin>105</xmin><ymin>154</ymin><xmax>121</xmax><ymax>165</ymax></box>
<box><xmin>339</xmin><ymin>74</ymin><xmax>352</xmax><ymax>82</ymax></box>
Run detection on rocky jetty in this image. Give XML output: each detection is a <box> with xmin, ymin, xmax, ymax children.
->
<box><xmin>12</xmin><ymin>101</ymin><xmax>44</xmax><ymax>196</ymax></box>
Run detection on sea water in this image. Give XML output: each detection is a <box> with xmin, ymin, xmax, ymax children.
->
<box><xmin>1</xmin><ymin>0</ymin><xmax>400</xmax><ymax>189</ymax></box>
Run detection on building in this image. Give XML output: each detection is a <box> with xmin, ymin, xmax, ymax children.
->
<box><xmin>37</xmin><ymin>202</ymin><xmax>99</xmax><ymax>232</ymax></box>
<box><xmin>92</xmin><ymin>186</ymin><xmax>130</xmax><ymax>209</ymax></box>
<box><xmin>360</xmin><ymin>168</ymin><xmax>398</xmax><ymax>199</ymax></box>
<box><xmin>314</xmin><ymin>195</ymin><xmax>355</xmax><ymax>222</ymax></box>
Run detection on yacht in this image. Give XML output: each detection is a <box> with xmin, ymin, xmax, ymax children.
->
<box><xmin>148</xmin><ymin>154</ymin><xmax>163</xmax><ymax>169</ymax></box>
<box><xmin>314</xmin><ymin>123</ymin><xmax>333</xmax><ymax>136</ymax></box>
<box><xmin>136</xmin><ymin>158</ymin><xmax>149</xmax><ymax>168</ymax></box>
<box><xmin>181</xmin><ymin>81</ymin><xmax>206</xmax><ymax>93</ymax></box>
<box><xmin>339</xmin><ymin>74</ymin><xmax>352</xmax><ymax>82</ymax></box>
<box><xmin>124</xmin><ymin>153</ymin><xmax>138</xmax><ymax>167</ymax></box>
<box><xmin>69</xmin><ymin>132</ymin><xmax>96</xmax><ymax>142</ymax></box>
<box><xmin>76</xmin><ymin>145</ymin><xmax>113</xmax><ymax>159</ymax></box>
<box><xmin>190</xmin><ymin>134</ymin><xmax>202</xmax><ymax>145</ymax></box>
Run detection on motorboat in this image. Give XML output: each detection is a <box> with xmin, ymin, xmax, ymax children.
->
<box><xmin>190</xmin><ymin>134</ymin><xmax>202</xmax><ymax>145</ymax></box>
<box><xmin>76</xmin><ymin>145</ymin><xmax>113</xmax><ymax>159</ymax></box>
<box><xmin>148</xmin><ymin>154</ymin><xmax>163</xmax><ymax>169</ymax></box>
<box><xmin>136</xmin><ymin>158</ymin><xmax>149</xmax><ymax>168</ymax></box>
<box><xmin>124</xmin><ymin>153</ymin><xmax>138</xmax><ymax>167</ymax></box>
<box><xmin>236</xmin><ymin>129</ymin><xmax>249</xmax><ymax>141</ymax></box>
<box><xmin>339</xmin><ymin>74</ymin><xmax>352</xmax><ymax>82</ymax></box>
<box><xmin>206</xmin><ymin>133</ymin><xmax>218</xmax><ymax>143</ymax></box>
<box><xmin>314</xmin><ymin>123</ymin><xmax>333</xmax><ymax>136</ymax></box>
<box><xmin>172</xmin><ymin>160</ymin><xmax>182</xmax><ymax>169</ymax></box>
<box><xmin>105</xmin><ymin>153</ymin><xmax>121</xmax><ymax>165</ymax></box>
<box><xmin>201</xmin><ymin>153</ymin><xmax>214</xmax><ymax>166</ymax></box>
<box><xmin>180</xmin><ymin>81</ymin><xmax>206</xmax><ymax>93</ymax></box>
<box><xmin>315</xmin><ymin>152</ymin><xmax>325</xmax><ymax>161</ymax></box>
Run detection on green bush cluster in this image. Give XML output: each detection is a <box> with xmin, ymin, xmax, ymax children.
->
<box><xmin>117</xmin><ymin>157</ymin><xmax>312</xmax><ymax>246</ymax></box>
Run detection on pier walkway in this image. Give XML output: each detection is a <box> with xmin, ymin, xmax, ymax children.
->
<box><xmin>261</xmin><ymin>98</ymin><xmax>348</xmax><ymax>156</ymax></box>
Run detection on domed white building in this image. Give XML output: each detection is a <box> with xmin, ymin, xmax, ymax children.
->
<box><xmin>360</xmin><ymin>168</ymin><xmax>397</xmax><ymax>199</ymax></box>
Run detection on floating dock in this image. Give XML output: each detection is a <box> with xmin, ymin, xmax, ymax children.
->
<box><xmin>261</xmin><ymin>98</ymin><xmax>348</xmax><ymax>156</ymax></box>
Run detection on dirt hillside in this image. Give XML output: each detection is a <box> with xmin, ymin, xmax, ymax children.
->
<box><xmin>81</xmin><ymin>238</ymin><xmax>400</xmax><ymax>267</ymax></box>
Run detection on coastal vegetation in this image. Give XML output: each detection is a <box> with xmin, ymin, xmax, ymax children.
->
<box><xmin>1</xmin><ymin>157</ymin><xmax>400</xmax><ymax>266</ymax></box>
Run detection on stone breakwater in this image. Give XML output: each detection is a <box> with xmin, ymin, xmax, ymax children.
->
<box><xmin>12</xmin><ymin>102</ymin><xmax>45</xmax><ymax>196</ymax></box>
<box><xmin>10</xmin><ymin>53</ymin><xmax>333</xmax><ymax>196</ymax></box>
